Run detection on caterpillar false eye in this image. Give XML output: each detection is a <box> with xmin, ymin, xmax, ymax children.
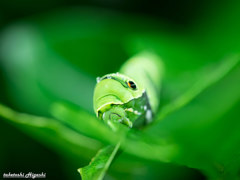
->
<box><xmin>93</xmin><ymin>72</ymin><xmax>152</xmax><ymax>129</ymax></box>
<box><xmin>127</xmin><ymin>81</ymin><xmax>137</xmax><ymax>90</ymax></box>
<box><xmin>93</xmin><ymin>52</ymin><xmax>163</xmax><ymax>129</ymax></box>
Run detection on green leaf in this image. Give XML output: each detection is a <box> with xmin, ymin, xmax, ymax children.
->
<box><xmin>51</xmin><ymin>103</ymin><xmax>178</xmax><ymax>163</ymax></box>
<box><xmin>148</xmin><ymin>55</ymin><xmax>240</xmax><ymax>179</ymax></box>
<box><xmin>0</xmin><ymin>25</ymin><xmax>95</xmax><ymax>114</ymax></box>
<box><xmin>51</xmin><ymin>103</ymin><xmax>121</xmax><ymax>144</ymax></box>
<box><xmin>0</xmin><ymin>103</ymin><xmax>102</xmax><ymax>160</ymax></box>
<box><xmin>78</xmin><ymin>143</ymin><xmax>120</xmax><ymax>180</ymax></box>
<box><xmin>155</xmin><ymin>54</ymin><xmax>240</xmax><ymax>123</ymax></box>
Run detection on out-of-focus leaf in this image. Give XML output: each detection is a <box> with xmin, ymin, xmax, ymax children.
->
<box><xmin>79</xmin><ymin>143</ymin><xmax>120</xmax><ymax>180</ymax></box>
<box><xmin>147</xmin><ymin>55</ymin><xmax>240</xmax><ymax>179</ymax></box>
<box><xmin>51</xmin><ymin>103</ymin><xmax>178</xmax><ymax>163</ymax></box>
<box><xmin>154</xmin><ymin>54</ymin><xmax>240</xmax><ymax>123</ymax></box>
<box><xmin>0</xmin><ymin>25</ymin><xmax>95</xmax><ymax>115</ymax></box>
<box><xmin>0</xmin><ymin>103</ymin><xmax>102</xmax><ymax>161</ymax></box>
<box><xmin>192</xmin><ymin>0</ymin><xmax>240</xmax><ymax>61</ymax></box>
<box><xmin>51</xmin><ymin>103</ymin><xmax>120</xmax><ymax>144</ymax></box>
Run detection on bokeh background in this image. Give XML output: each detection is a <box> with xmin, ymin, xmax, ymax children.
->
<box><xmin>0</xmin><ymin>0</ymin><xmax>240</xmax><ymax>179</ymax></box>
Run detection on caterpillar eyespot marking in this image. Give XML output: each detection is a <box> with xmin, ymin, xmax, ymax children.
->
<box><xmin>93</xmin><ymin>52</ymin><xmax>163</xmax><ymax>129</ymax></box>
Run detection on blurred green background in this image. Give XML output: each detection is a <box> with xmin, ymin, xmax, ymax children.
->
<box><xmin>0</xmin><ymin>0</ymin><xmax>240</xmax><ymax>179</ymax></box>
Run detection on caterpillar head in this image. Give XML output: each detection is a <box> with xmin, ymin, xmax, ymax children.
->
<box><xmin>93</xmin><ymin>73</ymin><xmax>146</xmax><ymax>129</ymax></box>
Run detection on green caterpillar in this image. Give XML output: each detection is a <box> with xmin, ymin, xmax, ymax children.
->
<box><xmin>93</xmin><ymin>52</ymin><xmax>164</xmax><ymax>130</ymax></box>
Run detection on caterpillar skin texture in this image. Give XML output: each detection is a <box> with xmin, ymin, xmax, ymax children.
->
<box><xmin>93</xmin><ymin>73</ymin><xmax>153</xmax><ymax>130</ymax></box>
